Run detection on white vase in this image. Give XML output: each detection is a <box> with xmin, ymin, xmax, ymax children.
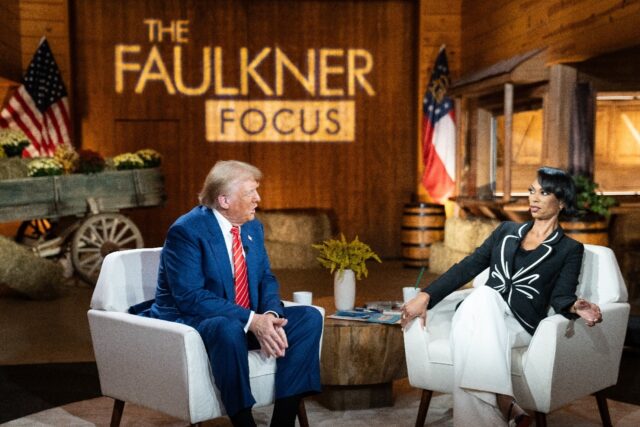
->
<box><xmin>334</xmin><ymin>269</ymin><xmax>356</xmax><ymax>311</ymax></box>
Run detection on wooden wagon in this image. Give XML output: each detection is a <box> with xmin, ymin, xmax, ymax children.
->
<box><xmin>0</xmin><ymin>168</ymin><xmax>165</xmax><ymax>283</ymax></box>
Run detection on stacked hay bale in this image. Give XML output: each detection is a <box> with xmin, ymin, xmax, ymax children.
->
<box><xmin>256</xmin><ymin>210</ymin><xmax>332</xmax><ymax>269</ymax></box>
<box><xmin>0</xmin><ymin>158</ymin><xmax>29</xmax><ymax>181</ymax></box>
<box><xmin>0</xmin><ymin>235</ymin><xmax>63</xmax><ymax>299</ymax></box>
<box><xmin>429</xmin><ymin>216</ymin><xmax>500</xmax><ymax>275</ymax></box>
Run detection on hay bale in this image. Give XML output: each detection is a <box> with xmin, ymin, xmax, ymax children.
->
<box><xmin>257</xmin><ymin>210</ymin><xmax>331</xmax><ymax>245</ymax></box>
<box><xmin>429</xmin><ymin>242</ymin><xmax>469</xmax><ymax>275</ymax></box>
<box><xmin>265</xmin><ymin>241</ymin><xmax>319</xmax><ymax>269</ymax></box>
<box><xmin>0</xmin><ymin>235</ymin><xmax>63</xmax><ymax>299</ymax></box>
<box><xmin>429</xmin><ymin>241</ymin><xmax>475</xmax><ymax>289</ymax></box>
<box><xmin>444</xmin><ymin>217</ymin><xmax>500</xmax><ymax>253</ymax></box>
<box><xmin>0</xmin><ymin>158</ymin><xmax>29</xmax><ymax>181</ymax></box>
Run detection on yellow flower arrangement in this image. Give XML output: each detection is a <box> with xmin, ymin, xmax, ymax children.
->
<box><xmin>136</xmin><ymin>148</ymin><xmax>162</xmax><ymax>168</ymax></box>
<box><xmin>113</xmin><ymin>152</ymin><xmax>144</xmax><ymax>170</ymax></box>
<box><xmin>312</xmin><ymin>234</ymin><xmax>382</xmax><ymax>279</ymax></box>
<box><xmin>0</xmin><ymin>128</ymin><xmax>30</xmax><ymax>157</ymax></box>
<box><xmin>53</xmin><ymin>144</ymin><xmax>79</xmax><ymax>174</ymax></box>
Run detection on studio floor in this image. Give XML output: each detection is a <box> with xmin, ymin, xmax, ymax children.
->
<box><xmin>1</xmin><ymin>260</ymin><xmax>639</xmax><ymax>426</ymax></box>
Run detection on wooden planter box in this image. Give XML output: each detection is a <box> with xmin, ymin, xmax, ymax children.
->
<box><xmin>0</xmin><ymin>168</ymin><xmax>165</xmax><ymax>222</ymax></box>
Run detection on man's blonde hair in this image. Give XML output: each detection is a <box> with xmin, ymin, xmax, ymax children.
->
<box><xmin>198</xmin><ymin>160</ymin><xmax>262</xmax><ymax>208</ymax></box>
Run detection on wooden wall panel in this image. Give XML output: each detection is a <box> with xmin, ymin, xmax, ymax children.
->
<box><xmin>71</xmin><ymin>0</ymin><xmax>418</xmax><ymax>257</ymax></box>
<box><xmin>18</xmin><ymin>0</ymin><xmax>71</xmax><ymax>83</ymax></box>
<box><xmin>460</xmin><ymin>0</ymin><xmax>640</xmax><ymax>74</ymax></box>
<box><xmin>578</xmin><ymin>46</ymin><xmax>640</xmax><ymax>91</ymax></box>
<box><xmin>0</xmin><ymin>0</ymin><xmax>22</xmax><ymax>82</ymax></box>
<box><xmin>594</xmin><ymin>101</ymin><xmax>640</xmax><ymax>192</ymax></box>
<box><xmin>419</xmin><ymin>0</ymin><xmax>461</xmax><ymax>98</ymax></box>
<box><xmin>112</xmin><ymin>120</ymin><xmax>183</xmax><ymax>247</ymax></box>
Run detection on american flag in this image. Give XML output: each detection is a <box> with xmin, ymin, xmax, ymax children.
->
<box><xmin>0</xmin><ymin>38</ymin><xmax>71</xmax><ymax>157</ymax></box>
<box><xmin>421</xmin><ymin>46</ymin><xmax>455</xmax><ymax>204</ymax></box>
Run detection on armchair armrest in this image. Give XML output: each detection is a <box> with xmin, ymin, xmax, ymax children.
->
<box><xmin>282</xmin><ymin>300</ymin><xmax>325</xmax><ymax>356</ymax></box>
<box><xmin>426</xmin><ymin>288</ymin><xmax>473</xmax><ymax>335</ymax></box>
<box><xmin>522</xmin><ymin>302</ymin><xmax>630</xmax><ymax>412</ymax></box>
<box><xmin>87</xmin><ymin>309</ymin><xmax>220</xmax><ymax>422</ymax></box>
<box><xmin>283</xmin><ymin>300</ymin><xmax>325</xmax><ymax>317</ymax></box>
<box><xmin>403</xmin><ymin>288</ymin><xmax>471</xmax><ymax>391</ymax></box>
<box><xmin>403</xmin><ymin>318</ymin><xmax>432</xmax><ymax>389</ymax></box>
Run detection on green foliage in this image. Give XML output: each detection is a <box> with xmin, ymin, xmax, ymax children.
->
<box><xmin>312</xmin><ymin>234</ymin><xmax>381</xmax><ymax>280</ymax></box>
<box><xmin>573</xmin><ymin>175</ymin><xmax>617</xmax><ymax>219</ymax></box>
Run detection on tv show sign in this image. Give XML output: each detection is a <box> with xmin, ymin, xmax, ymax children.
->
<box><xmin>114</xmin><ymin>19</ymin><xmax>375</xmax><ymax>142</ymax></box>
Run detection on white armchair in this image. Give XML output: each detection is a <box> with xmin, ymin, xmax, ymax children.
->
<box><xmin>403</xmin><ymin>244</ymin><xmax>630</xmax><ymax>427</ymax></box>
<box><xmin>87</xmin><ymin>247</ymin><xmax>324</xmax><ymax>426</ymax></box>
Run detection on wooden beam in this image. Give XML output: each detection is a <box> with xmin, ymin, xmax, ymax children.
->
<box><xmin>455</xmin><ymin>97</ymin><xmax>465</xmax><ymax>199</ymax></box>
<box><xmin>449</xmin><ymin>49</ymin><xmax>547</xmax><ymax>97</ymax></box>
<box><xmin>503</xmin><ymin>83</ymin><xmax>513</xmax><ymax>202</ymax></box>
<box><xmin>543</xmin><ymin>64</ymin><xmax>577</xmax><ymax>168</ymax></box>
<box><xmin>475</xmin><ymin>108</ymin><xmax>492</xmax><ymax>198</ymax></box>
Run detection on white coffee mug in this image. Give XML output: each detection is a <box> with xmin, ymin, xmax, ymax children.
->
<box><xmin>293</xmin><ymin>291</ymin><xmax>313</xmax><ymax>305</ymax></box>
<box><xmin>403</xmin><ymin>286</ymin><xmax>420</xmax><ymax>303</ymax></box>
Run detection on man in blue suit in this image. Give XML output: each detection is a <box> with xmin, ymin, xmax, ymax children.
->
<box><xmin>149</xmin><ymin>160</ymin><xmax>322</xmax><ymax>427</ymax></box>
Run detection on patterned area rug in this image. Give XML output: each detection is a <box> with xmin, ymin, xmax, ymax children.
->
<box><xmin>3</xmin><ymin>383</ymin><xmax>640</xmax><ymax>427</ymax></box>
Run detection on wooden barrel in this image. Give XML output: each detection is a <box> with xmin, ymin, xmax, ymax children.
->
<box><xmin>560</xmin><ymin>218</ymin><xmax>609</xmax><ymax>246</ymax></box>
<box><xmin>401</xmin><ymin>203</ymin><xmax>445</xmax><ymax>268</ymax></box>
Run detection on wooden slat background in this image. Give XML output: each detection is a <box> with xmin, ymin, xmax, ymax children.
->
<box><xmin>17</xmin><ymin>0</ymin><xmax>70</xmax><ymax>83</ymax></box>
<box><xmin>69</xmin><ymin>0</ymin><xmax>419</xmax><ymax>254</ymax></box>
<box><xmin>0</xmin><ymin>0</ymin><xmax>71</xmax><ymax>122</ymax></box>
<box><xmin>0</xmin><ymin>1</ymin><xmax>22</xmax><ymax>82</ymax></box>
<box><xmin>3</xmin><ymin>0</ymin><xmax>640</xmax><ymax>251</ymax></box>
<box><xmin>460</xmin><ymin>0</ymin><xmax>640</xmax><ymax>73</ymax></box>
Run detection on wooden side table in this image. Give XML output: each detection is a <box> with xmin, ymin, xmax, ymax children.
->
<box><xmin>318</xmin><ymin>318</ymin><xmax>407</xmax><ymax>410</ymax></box>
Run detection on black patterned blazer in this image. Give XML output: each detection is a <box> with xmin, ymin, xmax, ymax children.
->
<box><xmin>424</xmin><ymin>221</ymin><xmax>583</xmax><ymax>335</ymax></box>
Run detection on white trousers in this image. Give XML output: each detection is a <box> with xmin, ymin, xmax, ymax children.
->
<box><xmin>450</xmin><ymin>286</ymin><xmax>532</xmax><ymax>426</ymax></box>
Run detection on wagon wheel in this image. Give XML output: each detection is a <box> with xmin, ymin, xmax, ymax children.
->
<box><xmin>71</xmin><ymin>213</ymin><xmax>144</xmax><ymax>284</ymax></box>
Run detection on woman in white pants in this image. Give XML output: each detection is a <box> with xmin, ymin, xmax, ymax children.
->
<box><xmin>401</xmin><ymin>167</ymin><xmax>603</xmax><ymax>426</ymax></box>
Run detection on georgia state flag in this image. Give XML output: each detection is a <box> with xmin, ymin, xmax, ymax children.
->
<box><xmin>421</xmin><ymin>47</ymin><xmax>455</xmax><ymax>204</ymax></box>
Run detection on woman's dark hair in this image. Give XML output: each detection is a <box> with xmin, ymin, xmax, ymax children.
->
<box><xmin>536</xmin><ymin>166</ymin><xmax>577</xmax><ymax>215</ymax></box>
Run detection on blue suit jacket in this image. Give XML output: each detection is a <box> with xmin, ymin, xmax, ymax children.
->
<box><xmin>150</xmin><ymin>206</ymin><xmax>283</xmax><ymax>326</ymax></box>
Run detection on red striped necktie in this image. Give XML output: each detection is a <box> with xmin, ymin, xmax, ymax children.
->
<box><xmin>231</xmin><ymin>226</ymin><xmax>250</xmax><ymax>309</ymax></box>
